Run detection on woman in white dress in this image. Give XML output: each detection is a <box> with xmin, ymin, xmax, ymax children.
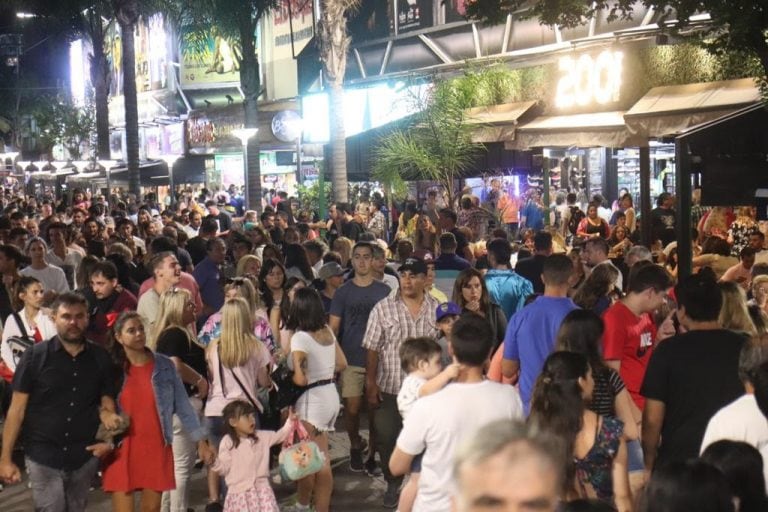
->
<box><xmin>289</xmin><ymin>287</ymin><xmax>347</xmax><ymax>512</ymax></box>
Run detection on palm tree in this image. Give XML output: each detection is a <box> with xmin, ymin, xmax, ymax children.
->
<box><xmin>318</xmin><ymin>0</ymin><xmax>358</xmax><ymax>203</ymax></box>
<box><xmin>175</xmin><ymin>0</ymin><xmax>277</xmax><ymax>213</ymax></box>
<box><xmin>112</xmin><ymin>0</ymin><xmax>141</xmax><ymax>197</ymax></box>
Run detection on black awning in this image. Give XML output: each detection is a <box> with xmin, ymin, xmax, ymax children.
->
<box><xmin>172</xmin><ymin>156</ymin><xmax>208</xmax><ymax>184</ymax></box>
<box><xmin>182</xmin><ymin>87</ymin><xmax>242</xmax><ymax>110</ymax></box>
<box><xmin>110</xmin><ymin>161</ymin><xmax>169</xmax><ymax>187</ymax></box>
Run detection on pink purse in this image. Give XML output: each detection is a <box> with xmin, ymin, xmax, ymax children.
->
<box><xmin>278</xmin><ymin>418</ymin><xmax>325</xmax><ymax>481</ymax></box>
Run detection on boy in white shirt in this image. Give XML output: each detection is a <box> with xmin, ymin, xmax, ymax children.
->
<box><xmin>396</xmin><ymin>337</ymin><xmax>460</xmax><ymax>512</ymax></box>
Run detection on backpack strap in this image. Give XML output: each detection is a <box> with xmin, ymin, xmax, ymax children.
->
<box><xmin>12</xmin><ymin>312</ymin><xmax>30</xmax><ymax>340</ymax></box>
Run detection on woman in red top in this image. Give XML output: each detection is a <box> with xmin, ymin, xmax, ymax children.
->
<box><xmin>103</xmin><ymin>311</ymin><xmax>214</xmax><ymax>512</ymax></box>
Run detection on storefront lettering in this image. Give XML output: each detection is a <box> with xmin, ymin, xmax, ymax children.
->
<box><xmin>555</xmin><ymin>50</ymin><xmax>623</xmax><ymax>108</ymax></box>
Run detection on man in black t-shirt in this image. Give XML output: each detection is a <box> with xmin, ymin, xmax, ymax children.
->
<box><xmin>438</xmin><ymin>208</ymin><xmax>474</xmax><ymax>263</ymax></box>
<box><xmin>650</xmin><ymin>192</ymin><xmax>677</xmax><ymax>247</ymax></box>
<box><xmin>641</xmin><ymin>272</ymin><xmax>746</xmax><ymax>471</ymax></box>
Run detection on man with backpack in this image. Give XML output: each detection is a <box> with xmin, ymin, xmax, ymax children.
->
<box><xmin>0</xmin><ymin>292</ymin><xmax>119</xmax><ymax>510</ymax></box>
<box><xmin>564</xmin><ymin>193</ymin><xmax>586</xmax><ymax>242</ymax></box>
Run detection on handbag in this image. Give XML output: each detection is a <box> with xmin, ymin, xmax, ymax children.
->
<box><xmin>270</xmin><ymin>361</ymin><xmax>335</xmax><ymax>411</ymax></box>
<box><xmin>6</xmin><ymin>312</ymin><xmax>35</xmax><ymax>367</ymax></box>
<box><xmin>278</xmin><ymin>418</ymin><xmax>325</xmax><ymax>481</ymax></box>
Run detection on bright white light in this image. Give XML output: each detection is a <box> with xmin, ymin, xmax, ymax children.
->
<box><xmin>556</xmin><ymin>50</ymin><xmax>623</xmax><ymax>109</ymax></box>
<box><xmin>70</xmin><ymin>40</ymin><xmax>86</xmax><ymax>106</ymax></box>
<box><xmin>16</xmin><ymin>12</ymin><xmax>36</xmax><ymax>19</ymax></box>
<box><xmin>231</xmin><ymin>128</ymin><xmax>258</xmax><ymax>146</ymax></box>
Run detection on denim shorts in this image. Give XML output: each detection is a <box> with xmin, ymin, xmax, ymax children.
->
<box><xmin>626</xmin><ymin>439</ymin><xmax>644</xmax><ymax>472</ymax></box>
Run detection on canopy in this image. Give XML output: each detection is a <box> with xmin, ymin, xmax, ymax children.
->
<box><xmin>506</xmin><ymin>111</ymin><xmax>640</xmax><ymax>149</ymax></box>
<box><xmin>624</xmin><ymin>78</ymin><xmax>761</xmax><ymax>139</ymax></box>
<box><xmin>465</xmin><ymin>101</ymin><xmax>538</xmax><ymax>143</ymax></box>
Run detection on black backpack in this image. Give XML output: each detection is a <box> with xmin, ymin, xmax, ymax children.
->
<box><xmin>568</xmin><ymin>206</ymin><xmax>586</xmax><ymax>235</ymax></box>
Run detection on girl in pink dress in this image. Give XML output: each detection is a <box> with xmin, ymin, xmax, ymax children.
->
<box><xmin>212</xmin><ymin>400</ymin><xmax>295</xmax><ymax>512</ymax></box>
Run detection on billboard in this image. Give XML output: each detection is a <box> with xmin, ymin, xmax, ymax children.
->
<box><xmin>180</xmin><ymin>30</ymin><xmax>245</xmax><ymax>87</ymax></box>
<box><xmin>105</xmin><ymin>14</ymin><xmax>169</xmax><ymax>97</ymax></box>
<box><xmin>261</xmin><ymin>0</ymin><xmax>315</xmax><ymax>100</ymax></box>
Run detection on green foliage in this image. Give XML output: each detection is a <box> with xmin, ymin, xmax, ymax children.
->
<box><xmin>296</xmin><ymin>179</ymin><xmax>333</xmax><ymax>213</ymax></box>
<box><xmin>33</xmin><ymin>96</ymin><xmax>96</xmax><ymax>159</ymax></box>
<box><xmin>373</xmin><ymin>74</ymin><xmax>489</xmax><ymax>205</ymax></box>
<box><xmin>463</xmin><ymin>0</ymin><xmax>768</xmax><ymax>96</ymax></box>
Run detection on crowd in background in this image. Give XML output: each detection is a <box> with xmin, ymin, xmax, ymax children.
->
<box><xmin>0</xmin><ymin>181</ymin><xmax>767</xmax><ymax>512</ymax></box>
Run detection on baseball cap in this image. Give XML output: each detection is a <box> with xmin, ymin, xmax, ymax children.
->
<box><xmin>318</xmin><ymin>262</ymin><xmax>345</xmax><ymax>281</ymax></box>
<box><xmin>412</xmin><ymin>249</ymin><xmax>434</xmax><ymax>263</ymax></box>
<box><xmin>398</xmin><ymin>257</ymin><xmax>428</xmax><ymax>275</ymax></box>
<box><xmin>436</xmin><ymin>302</ymin><xmax>461</xmax><ymax>322</ymax></box>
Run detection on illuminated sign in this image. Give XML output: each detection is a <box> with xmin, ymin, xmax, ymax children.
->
<box><xmin>555</xmin><ymin>50</ymin><xmax>623</xmax><ymax>108</ymax></box>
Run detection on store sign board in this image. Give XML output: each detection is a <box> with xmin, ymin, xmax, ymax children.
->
<box><xmin>105</xmin><ymin>14</ymin><xmax>168</xmax><ymax>97</ymax></box>
<box><xmin>555</xmin><ymin>50</ymin><xmax>623</xmax><ymax>109</ymax></box>
<box><xmin>180</xmin><ymin>28</ymin><xmax>259</xmax><ymax>87</ymax></box>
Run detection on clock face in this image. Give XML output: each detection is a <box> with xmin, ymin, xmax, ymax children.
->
<box><xmin>271</xmin><ymin>110</ymin><xmax>303</xmax><ymax>142</ymax></box>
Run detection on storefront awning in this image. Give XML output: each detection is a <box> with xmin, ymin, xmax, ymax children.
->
<box><xmin>624</xmin><ymin>78</ymin><xmax>762</xmax><ymax>139</ymax></box>
<box><xmin>506</xmin><ymin>111</ymin><xmax>639</xmax><ymax>149</ymax></box>
<box><xmin>466</xmin><ymin>101</ymin><xmax>538</xmax><ymax>143</ymax></box>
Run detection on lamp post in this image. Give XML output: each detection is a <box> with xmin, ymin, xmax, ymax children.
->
<box><xmin>231</xmin><ymin>128</ymin><xmax>258</xmax><ymax>211</ymax></box>
<box><xmin>159</xmin><ymin>155</ymin><xmax>181</xmax><ymax>210</ymax></box>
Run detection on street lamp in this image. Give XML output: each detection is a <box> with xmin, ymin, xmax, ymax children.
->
<box><xmin>231</xmin><ymin>128</ymin><xmax>259</xmax><ymax>211</ymax></box>
<box><xmin>159</xmin><ymin>155</ymin><xmax>181</xmax><ymax>209</ymax></box>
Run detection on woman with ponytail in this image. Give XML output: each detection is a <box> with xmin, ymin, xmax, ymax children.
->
<box><xmin>529</xmin><ymin>351</ymin><xmax>632</xmax><ymax>511</ymax></box>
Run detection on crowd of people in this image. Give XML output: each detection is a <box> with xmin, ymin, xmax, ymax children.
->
<box><xmin>0</xmin><ymin>183</ymin><xmax>767</xmax><ymax>512</ymax></box>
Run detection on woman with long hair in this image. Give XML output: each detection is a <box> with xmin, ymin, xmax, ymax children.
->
<box><xmin>198</xmin><ymin>277</ymin><xmax>276</xmax><ymax>355</ymax></box>
<box><xmin>103</xmin><ymin>311</ymin><xmax>214</xmax><ymax>512</ymax></box>
<box><xmin>151</xmin><ymin>288</ymin><xmax>209</xmax><ymax>511</ymax></box>
<box><xmin>701</xmin><ymin>440</ymin><xmax>768</xmax><ymax>512</ymax></box>
<box><xmin>529</xmin><ymin>351</ymin><xmax>632</xmax><ymax>511</ymax></box>
<box><xmin>639</xmin><ymin>460</ymin><xmax>734</xmax><ymax>512</ymax></box>
<box><xmin>260</xmin><ymin>258</ymin><xmax>286</xmax><ymax>346</ymax></box>
<box><xmin>204</xmin><ymin>298</ymin><xmax>272</xmax><ymax>510</ymax></box>
<box><xmin>413</xmin><ymin>214</ymin><xmax>437</xmax><ymax>254</ymax></box>
<box><xmin>332</xmin><ymin>237</ymin><xmax>353</xmax><ymax>269</ymax></box>
<box><xmin>395</xmin><ymin>200</ymin><xmax>419</xmax><ymax>242</ymax></box>
<box><xmin>610</xmin><ymin>194</ymin><xmax>636</xmax><ymax>233</ymax></box>
<box><xmin>718</xmin><ymin>282</ymin><xmax>757</xmax><ymax>336</ymax></box>
<box><xmin>272</xmin><ymin>277</ymin><xmax>306</xmax><ymax>353</ymax></box>
<box><xmin>555</xmin><ymin>310</ymin><xmax>640</xmax><ymax>441</ymax></box>
<box><xmin>452</xmin><ymin>268</ymin><xmax>507</xmax><ymax>350</ymax></box>
<box><xmin>288</xmin><ymin>287</ymin><xmax>347</xmax><ymax>512</ymax></box>
<box><xmin>576</xmin><ymin>203</ymin><xmax>610</xmax><ymax>240</ymax></box>
<box><xmin>284</xmin><ymin>243</ymin><xmax>316</xmax><ymax>283</ymax></box>
<box><xmin>0</xmin><ymin>276</ymin><xmax>56</xmax><ymax>373</ymax></box>
<box><xmin>608</xmin><ymin>225</ymin><xmax>632</xmax><ymax>259</ymax></box>
<box><xmin>261</xmin><ymin>243</ymin><xmax>283</xmax><ymax>265</ymax></box>
<box><xmin>572</xmin><ymin>264</ymin><xmax>620</xmax><ymax>316</ymax></box>
<box><xmin>20</xmin><ymin>237</ymin><xmax>69</xmax><ymax>295</ymax></box>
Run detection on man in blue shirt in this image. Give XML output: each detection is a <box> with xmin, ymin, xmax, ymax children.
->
<box><xmin>434</xmin><ymin>233</ymin><xmax>472</xmax><ymax>271</ymax></box>
<box><xmin>520</xmin><ymin>189</ymin><xmax>545</xmax><ymax>232</ymax></box>
<box><xmin>485</xmin><ymin>238</ymin><xmax>534</xmax><ymax>320</ymax></box>
<box><xmin>192</xmin><ymin>237</ymin><xmax>226</xmax><ymax>323</ymax></box>
<box><xmin>502</xmin><ymin>254</ymin><xmax>579</xmax><ymax>412</ymax></box>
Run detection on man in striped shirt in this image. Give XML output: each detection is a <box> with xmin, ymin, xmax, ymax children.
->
<box><xmin>362</xmin><ymin>257</ymin><xmax>439</xmax><ymax>508</ymax></box>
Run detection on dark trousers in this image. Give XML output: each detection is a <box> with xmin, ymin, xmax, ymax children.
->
<box><xmin>373</xmin><ymin>392</ymin><xmax>403</xmax><ymax>486</ymax></box>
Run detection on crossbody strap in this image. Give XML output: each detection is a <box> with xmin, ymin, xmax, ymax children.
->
<box><xmin>217</xmin><ymin>344</ymin><xmax>259</xmax><ymax>411</ymax></box>
<box><xmin>12</xmin><ymin>311</ymin><xmax>30</xmax><ymax>340</ymax></box>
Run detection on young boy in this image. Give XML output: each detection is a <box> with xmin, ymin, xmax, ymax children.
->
<box><xmin>435</xmin><ymin>302</ymin><xmax>460</xmax><ymax>367</ymax></box>
<box><xmin>396</xmin><ymin>337</ymin><xmax>460</xmax><ymax>512</ymax></box>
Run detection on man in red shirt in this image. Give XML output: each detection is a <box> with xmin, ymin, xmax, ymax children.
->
<box><xmin>602</xmin><ymin>262</ymin><xmax>674</xmax><ymax>410</ymax></box>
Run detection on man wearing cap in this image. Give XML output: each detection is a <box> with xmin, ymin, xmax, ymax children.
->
<box><xmin>317</xmin><ymin>261</ymin><xmax>345</xmax><ymax>314</ymax></box>
<box><xmin>414</xmin><ymin>250</ymin><xmax>448</xmax><ymax>303</ymax></box>
<box><xmin>329</xmin><ymin>242</ymin><xmax>392</xmax><ymax>476</ymax></box>
<box><xmin>362</xmin><ymin>256</ymin><xmax>439</xmax><ymax>508</ymax></box>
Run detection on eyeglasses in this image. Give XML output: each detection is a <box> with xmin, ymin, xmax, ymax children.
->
<box><xmin>226</xmin><ymin>277</ymin><xmax>247</xmax><ymax>285</ymax></box>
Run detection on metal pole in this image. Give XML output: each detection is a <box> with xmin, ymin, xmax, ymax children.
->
<box><xmin>639</xmin><ymin>145</ymin><xmax>652</xmax><ymax>247</ymax></box>
<box><xmin>168</xmin><ymin>161</ymin><xmax>174</xmax><ymax>210</ymax></box>
<box><xmin>242</xmin><ymin>143</ymin><xmax>249</xmax><ymax>210</ymax></box>
<box><xmin>296</xmin><ymin>137</ymin><xmax>302</xmax><ymax>188</ymax></box>
<box><xmin>676</xmin><ymin>138</ymin><xmax>692</xmax><ymax>279</ymax></box>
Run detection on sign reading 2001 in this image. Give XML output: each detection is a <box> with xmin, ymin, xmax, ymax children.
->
<box><xmin>556</xmin><ymin>50</ymin><xmax>623</xmax><ymax>108</ymax></box>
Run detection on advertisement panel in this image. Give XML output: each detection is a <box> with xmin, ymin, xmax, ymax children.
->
<box><xmin>262</xmin><ymin>0</ymin><xmax>315</xmax><ymax>99</ymax></box>
<box><xmin>105</xmin><ymin>14</ymin><xmax>168</xmax><ymax>97</ymax></box>
<box><xmin>180</xmin><ymin>30</ymin><xmax>247</xmax><ymax>87</ymax></box>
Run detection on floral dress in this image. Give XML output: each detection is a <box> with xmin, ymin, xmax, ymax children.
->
<box><xmin>728</xmin><ymin>219</ymin><xmax>760</xmax><ymax>256</ymax></box>
<box><xmin>198</xmin><ymin>309</ymin><xmax>277</xmax><ymax>358</ymax></box>
<box><xmin>573</xmin><ymin>416</ymin><xmax>624</xmax><ymax>505</ymax></box>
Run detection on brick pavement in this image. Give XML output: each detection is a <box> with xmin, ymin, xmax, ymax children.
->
<box><xmin>0</xmin><ymin>426</ymin><xmax>395</xmax><ymax>511</ymax></box>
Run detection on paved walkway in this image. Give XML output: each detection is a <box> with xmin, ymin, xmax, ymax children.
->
<box><xmin>1</xmin><ymin>427</ymin><xmax>395</xmax><ymax>511</ymax></box>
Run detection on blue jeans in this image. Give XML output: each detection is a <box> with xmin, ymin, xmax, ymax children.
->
<box><xmin>626</xmin><ymin>439</ymin><xmax>644</xmax><ymax>472</ymax></box>
<box><xmin>26</xmin><ymin>456</ymin><xmax>99</xmax><ymax>512</ymax></box>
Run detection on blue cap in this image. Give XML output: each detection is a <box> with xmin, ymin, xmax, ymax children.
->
<box><xmin>436</xmin><ymin>302</ymin><xmax>461</xmax><ymax>322</ymax></box>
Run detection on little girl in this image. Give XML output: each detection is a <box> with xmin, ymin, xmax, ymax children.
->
<box><xmin>212</xmin><ymin>399</ymin><xmax>296</xmax><ymax>512</ymax></box>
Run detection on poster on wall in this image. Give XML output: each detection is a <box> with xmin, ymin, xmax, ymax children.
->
<box><xmin>271</xmin><ymin>0</ymin><xmax>314</xmax><ymax>61</ymax></box>
<box><xmin>105</xmin><ymin>14</ymin><xmax>168</xmax><ymax>96</ymax></box>
<box><xmin>180</xmin><ymin>29</ymin><xmax>247</xmax><ymax>87</ymax></box>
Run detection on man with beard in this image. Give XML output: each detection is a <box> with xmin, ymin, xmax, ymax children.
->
<box><xmin>0</xmin><ymin>292</ymin><xmax>119</xmax><ymax>510</ymax></box>
<box><xmin>87</xmin><ymin>261</ymin><xmax>137</xmax><ymax>347</ymax></box>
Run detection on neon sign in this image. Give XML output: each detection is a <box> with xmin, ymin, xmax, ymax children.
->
<box><xmin>555</xmin><ymin>51</ymin><xmax>623</xmax><ymax>108</ymax></box>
